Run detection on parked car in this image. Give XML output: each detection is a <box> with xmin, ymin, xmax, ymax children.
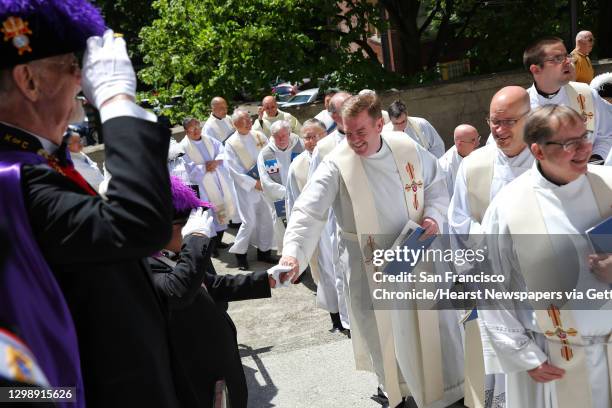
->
<box><xmin>271</xmin><ymin>82</ymin><xmax>297</xmax><ymax>102</ymax></box>
<box><xmin>278</xmin><ymin>88</ymin><xmax>321</xmax><ymax>108</ymax></box>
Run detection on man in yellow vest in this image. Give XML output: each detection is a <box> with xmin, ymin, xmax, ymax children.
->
<box><xmin>570</xmin><ymin>31</ymin><xmax>595</xmax><ymax>84</ymax></box>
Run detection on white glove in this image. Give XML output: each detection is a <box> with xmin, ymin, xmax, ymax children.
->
<box><xmin>267</xmin><ymin>265</ymin><xmax>293</xmax><ymax>288</ymax></box>
<box><xmin>81</xmin><ymin>29</ymin><xmax>136</xmax><ymax>110</ymax></box>
<box><xmin>181</xmin><ymin>208</ymin><xmax>216</xmax><ymax>238</ymax></box>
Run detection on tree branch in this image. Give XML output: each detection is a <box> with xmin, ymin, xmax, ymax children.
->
<box><xmin>418</xmin><ymin>0</ymin><xmax>442</xmax><ymax>37</ymax></box>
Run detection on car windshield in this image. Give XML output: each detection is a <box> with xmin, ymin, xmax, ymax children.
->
<box><xmin>286</xmin><ymin>94</ymin><xmax>311</xmax><ymax>103</ymax></box>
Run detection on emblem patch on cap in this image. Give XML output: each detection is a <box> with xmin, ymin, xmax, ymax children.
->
<box><xmin>2</xmin><ymin>17</ymin><xmax>33</xmax><ymax>55</ymax></box>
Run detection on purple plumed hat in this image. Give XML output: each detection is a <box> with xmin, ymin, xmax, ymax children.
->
<box><xmin>0</xmin><ymin>0</ymin><xmax>105</xmax><ymax>68</ymax></box>
<box><xmin>170</xmin><ymin>176</ymin><xmax>213</xmax><ymax>223</ymax></box>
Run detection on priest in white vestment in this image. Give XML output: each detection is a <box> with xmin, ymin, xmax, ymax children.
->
<box><xmin>203</xmin><ymin>96</ymin><xmax>235</xmax><ymax>144</ymax></box>
<box><xmin>479</xmin><ymin>105</ymin><xmax>612</xmax><ymax>408</ymax></box>
<box><xmin>448</xmin><ymin>86</ymin><xmax>534</xmax><ymax>408</ymax></box>
<box><xmin>523</xmin><ymin>36</ymin><xmax>612</xmax><ymax>162</ymax></box>
<box><xmin>256</xmin><ymin>120</ymin><xmax>304</xmax><ymax>253</ymax></box>
<box><xmin>252</xmin><ymin>95</ymin><xmax>301</xmax><ymax>137</ymax></box>
<box><xmin>384</xmin><ymin>99</ymin><xmax>446</xmax><ymax>158</ymax></box>
<box><xmin>225</xmin><ymin>109</ymin><xmax>275</xmax><ymax>270</ymax></box>
<box><xmin>286</xmin><ymin>118</ymin><xmax>347</xmax><ymax>332</ymax></box>
<box><xmin>314</xmin><ymin>91</ymin><xmax>337</xmax><ymax>134</ymax></box>
<box><xmin>180</xmin><ymin>118</ymin><xmax>235</xmax><ymax>255</ymax></box>
<box><xmin>308</xmin><ymin>92</ymin><xmax>353</xmax><ymax>332</ymax></box>
<box><xmin>280</xmin><ymin>93</ymin><xmax>464</xmax><ymax>408</ymax></box>
<box><xmin>438</xmin><ymin>124</ymin><xmax>480</xmax><ymax>199</ymax></box>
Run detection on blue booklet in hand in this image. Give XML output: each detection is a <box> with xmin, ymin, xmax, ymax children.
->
<box><xmin>586</xmin><ymin>215</ymin><xmax>612</xmax><ymax>253</ymax></box>
<box><xmin>384</xmin><ymin>220</ymin><xmax>437</xmax><ymax>276</ymax></box>
<box><xmin>246</xmin><ymin>164</ymin><xmax>259</xmax><ymax>180</ymax></box>
<box><xmin>274</xmin><ymin>200</ymin><xmax>286</xmax><ymax>219</ymax></box>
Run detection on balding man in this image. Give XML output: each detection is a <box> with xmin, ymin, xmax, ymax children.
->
<box><xmin>524</xmin><ymin>36</ymin><xmax>612</xmax><ymax>162</ymax></box>
<box><xmin>571</xmin><ymin>31</ymin><xmax>595</xmax><ymax>84</ymax></box>
<box><xmin>448</xmin><ymin>86</ymin><xmax>534</xmax><ymax>408</ymax></box>
<box><xmin>253</xmin><ymin>95</ymin><xmax>301</xmax><ymax>137</ymax></box>
<box><xmin>438</xmin><ymin>124</ymin><xmax>480</xmax><ymax>198</ymax></box>
<box><xmin>204</xmin><ymin>96</ymin><xmax>235</xmax><ymax>144</ymax></box>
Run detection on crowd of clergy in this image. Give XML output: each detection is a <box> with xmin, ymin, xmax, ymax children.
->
<box><xmin>153</xmin><ymin>32</ymin><xmax>612</xmax><ymax>408</ymax></box>
<box><xmin>1</xmin><ymin>1</ymin><xmax>612</xmax><ymax>406</ymax></box>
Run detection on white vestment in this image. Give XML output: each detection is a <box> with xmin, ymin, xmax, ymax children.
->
<box><xmin>448</xmin><ymin>145</ymin><xmax>534</xmax><ymax>235</ymax></box>
<box><xmin>70</xmin><ymin>151</ymin><xmax>104</xmax><ymax>191</ymax></box>
<box><xmin>438</xmin><ymin>145</ymin><xmax>464</xmax><ymax>199</ymax></box>
<box><xmin>224</xmin><ymin>130</ymin><xmax>274</xmax><ymax>254</ymax></box>
<box><xmin>479</xmin><ymin>163</ymin><xmax>612</xmax><ymax>408</ymax></box>
<box><xmin>252</xmin><ymin>109</ymin><xmax>302</xmax><ymax>137</ymax></box>
<box><xmin>180</xmin><ymin>135</ymin><xmax>235</xmax><ymax>231</ymax></box>
<box><xmin>527</xmin><ymin>84</ymin><xmax>612</xmax><ymax>159</ymax></box>
<box><xmin>309</xmin><ymin>129</ymin><xmax>351</xmax><ymax>327</ymax></box>
<box><xmin>257</xmin><ymin>134</ymin><xmax>304</xmax><ymax>252</ymax></box>
<box><xmin>203</xmin><ymin>113</ymin><xmax>234</xmax><ymax>144</ymax></box>
<box><xmin>383</xmin><ymin>116</ymin><xmax>446</xmax><ymax>158</ymax></box>
<box><xmin>287</xmin><ymin>149</ymin><xmax>335</xmax><ymax>311</ymax></box>
<box><xmin>284</xmin><ymin>135</ymin><xmax>464</xmax><ymax>408</ymax></box>
<box><xmin>314</xmin><ymin>109</ymin><xmax>336</xmax><ymax>134</ymax></box>
<box><xmin>448</xmin><ymin>144</ymin><xmax>533</xmax><ymax>408</ymax></box>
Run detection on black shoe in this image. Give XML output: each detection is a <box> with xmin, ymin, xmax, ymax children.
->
<box><xmin>212</xmin><ymin>248</ymin><xmax>220</xmax><ymax>258</ymax></box>
<box><xmin>235</xmin><ymin>254</ymin><xmax>249</xmax><ymax>271</ymax></box>
<box><xmin>217</xmin><ymin>241</ymin><xmax>230</xmax><ymax>249</ymax></box>
<box><xmin>341</xmin><ymin>329</ymin><xmax>351</xmax><ymax>338</ymax></box>
<box><xmin>228</xmin><ymin>221</ymin><xmax>241</xmax><ymax>229</ymax></box>
<box><xmin>257</xmin><ymin>249</ymin><xmax>278</xmax><ymax>264</ymax></box>
<box><xmin>371</xmin><ymin>386</ymin><xmax>388</xmax><ymax>405</ymax></box>
<box><xmin>330</xmin><ymin>312</ymin><xmax>343</xmax><ymax>331</ymax></box>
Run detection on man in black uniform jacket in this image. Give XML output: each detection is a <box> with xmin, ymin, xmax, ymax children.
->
<box><xmin>0</xmin><ymin>2</ymin><xmax>188</xmax><ymax>407</ymax></box>
<box><xmin>149</xmin><ymin>177</ymin><xmax>277</xmax><ymax>407</ymax></box>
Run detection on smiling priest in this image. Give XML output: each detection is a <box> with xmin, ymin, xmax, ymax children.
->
<box><xmin>278</xmin><ymin>93</ymin><xmax>464</xmax><ymax>408</ymax></box>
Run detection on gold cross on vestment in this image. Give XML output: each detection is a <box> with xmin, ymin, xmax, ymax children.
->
<box><xmin>405</xmin><ymin>163</ymin><xmax>423</xmax><ymax>211</ymax></box>
<box><xmin>544</xmin><ymin>304</ymin><xmax>578</xmax><ymax>361</ymax></box>
<box><xmin>254</xmin><ymin>133</ymin><xmax>266</xmax><ymax>149</ymax></box>
<box><xmin>577</xmin><ymin>94</ymin><xmax>594</xmax><ymax>123</ymax></box>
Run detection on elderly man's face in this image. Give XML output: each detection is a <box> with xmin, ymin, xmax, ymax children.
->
<box><xmin>302</xmin><ymin>126</ymin><xmax>325</xmax><ymax>152</ymax></box>
<box><xmin>212</xmin><ymin>99</ymin><xmax>228</xmax><ymax>118</ymax></box>
<box><xmin>234</xmin><ymin>115</ymin><xmax>252</xmax><ymax>135</ymax></box>
<box><xmin>67</xmin><ymin>134</ymin><xmax>83</xmax><ymax>153</ymax></box>
<box><xmin>536</xmin><ymin>119</ymin><xmax>592</xmax><ymax>185</ymax></box>
<box><xmin>455</xmin><ymin>132</ymin><xmax>479</xmax><ymax>157</ymax></box>
<box><xmin>273</xmin><ymin>128</ymin><xmax>290</xmax><ymax>150</ymax></box>
<box><xmin>32</xmin><ymin>53</ymin><xmax>82</xmax><ymax>142</ymax></box>
<box><xmin>185</xmin><ymin>120</ymin><xmax>202</xmax><ymax>140</ymax></box>
<box><xmin>262</xmin><ymin>98</ymin><xmax>278</xmax><ymax>117</ymax></box>
<box><xmin>344</xmin><ymin>110</ymin><xmax>383</xmax><ymax>157</ymax></box>
<box><xmin>539</xmin><ymin>42</ymin><xmax>573</xmax><ymax>88</ymax></box>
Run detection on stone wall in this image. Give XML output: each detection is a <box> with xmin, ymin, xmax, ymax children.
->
<box><xmin>284</xmin><ymin>61</ymin><xmax>612</xmax><ymax>148</ymax></box>
<box><xmin>85</xmin><ymin>61</ymin><xmax>612</xmax><ymax>167</ymax></box>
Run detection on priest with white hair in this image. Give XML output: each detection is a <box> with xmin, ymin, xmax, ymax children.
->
<box><xmin>279</xmin><ymin>93</ymin><xmax>463</xmax><ymax>408</ymax></box>
<box><xmin>257</xmin><ymin>120</ymin><xmax>304</xmax><ymax>253</ymax></box>
<box><xmin>479</xmin><ymin>104</ymin><xmax>612</xmax><ymax>408</ymax></box>
<box><xmin>225</xmin><ymin>109</ymin><xmax>276</xmax><ymax>270</ymax></box>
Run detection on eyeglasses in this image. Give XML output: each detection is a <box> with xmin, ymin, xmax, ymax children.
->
<box><xmin>543</xmin><ymin>131</ymin><xmax>594</xmax><ymax>152</ymax></box>
<box><xmin>39</xmin><ymin>55</ymin><xmax>81</xmax><ymax>75</ymax></box>
<box><xmin>486</xmin><ymin>111</ymin><xmax>529</xmax><ymax>128</ymax></box>
<box><xmin>542</xmin><ymin>54</ymin><xmax>571</xmax><ymax>65</ymax></box>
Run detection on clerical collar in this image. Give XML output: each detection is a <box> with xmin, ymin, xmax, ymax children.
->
<box><xmin>192</xmin><ymin>138</ymin><xmax>203</xmax><ymax>145</ymax></box>
<box><xmin>212</xmin><ymin>114</ymin><xmax>224</xmax><ymax>121</ymax></box>
<box><xmin>0</xmin><ymin>121</ymin><xmax>59</xmax><ymax>154</ymax></box>
<box><xmin>534</xmin><ymin>83</ymin><xmax>561</xmax><ymax>99</ymax></box>
<box><xmin>536</xmin><ymin>161</ymin><xmax>564</xmax><ymax>186</ymax></box>
<box><xmin>337</xmin><ymin>129</ymin><xmax>345</xmax><ymax>136</ymax></box>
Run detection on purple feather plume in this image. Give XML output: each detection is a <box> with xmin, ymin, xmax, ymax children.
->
<box><xmin>170</xmin><ymin>176</ymin><xmax>213</xmax><ymax>214</ymax></box>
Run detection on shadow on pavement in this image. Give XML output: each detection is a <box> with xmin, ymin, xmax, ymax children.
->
<box><xmin>239</xmin><ymin>344</ymin><xmax>277</xmax><ymax>407</ymax></box>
